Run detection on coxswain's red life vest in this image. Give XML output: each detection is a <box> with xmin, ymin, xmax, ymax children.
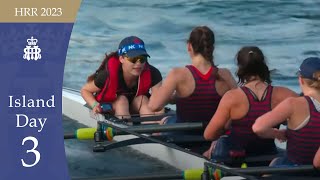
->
<box><xmin>95</xmin><ymin>56</ymin><xmax>151</xmax><ymax>103</ymax></box>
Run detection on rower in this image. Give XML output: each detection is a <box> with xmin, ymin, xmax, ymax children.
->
<box><xmin>314</xmin><ymin>147</ymin><xmax>320</xmax><ymax>170</ymax></box>
<box><xmin>148</xmin><ymin>26</ymin><xmax>237</xmax><ymax>153</ymax></box>
<box><xmin>253</xmin><ymin>57</ymin><xmax>320</xmax><ymax>167</ymax></box>
<box><xmin>149</xmin><ymin>26</ymin><xmax>237</xmax><ymax>129</ymax></box>
<box><xmin>204</xmin><ymin>46</ymin><xmax>298</xmax><ymax>161</ymax></box>
<box><xmin>81</xmin><ymin>36</ymin><xmax>163</xmax><ymax>120</ymax></box>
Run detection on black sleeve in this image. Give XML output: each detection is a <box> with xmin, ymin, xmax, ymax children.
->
<box><xmin>94</xmin><ymin>70</ymin><xmax>108</xmax><ymax>89</ymax></box>
<box><xmin>149</xmin><ymin>64</ymin><xmax>162</xmax><ymax>87</ymax></box>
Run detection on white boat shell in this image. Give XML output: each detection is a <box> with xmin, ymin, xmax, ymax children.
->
<box><xmin>62</xmin><ymin>88</ymin><xmax>207</xmax><ymax>171</ymax></box>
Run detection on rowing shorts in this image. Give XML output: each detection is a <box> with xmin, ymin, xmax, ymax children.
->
<box><xmin>211</xmin><ymin>135</ymin><xmax>234</xmax><ymax>162</ymax></box>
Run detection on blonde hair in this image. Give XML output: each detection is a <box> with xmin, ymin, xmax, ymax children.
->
<box><xmin>304</xmin><ymin>71</ymin><xmax>320</xmax><ymax>89</ymax></box>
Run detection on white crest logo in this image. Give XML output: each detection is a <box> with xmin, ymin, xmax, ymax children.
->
<box><xmin>23</xmin><ymin>36</ymin><xmax>42</xmax><ymax>61</ymax></box>
<box><xmin>128</xmin><ymin>45</ymin><xmax>135</xmax><ymax>50</ymax></box>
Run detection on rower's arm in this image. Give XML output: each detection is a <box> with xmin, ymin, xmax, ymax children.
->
<box><xmin>81</xmin><ymin>80</ymin><xmax>101</xmax><ymax>109</ymax></box>
<box><xmin>149</xmin><ymin>69</ymin><xmax>178</xmax><ymax>111</ymax></box>
<box><xmin>253</xmin><ymin>98</ymin><xmax>293</xmax><ymax>140</ymax></box>
<box><xmin>204</xmin><ymin>90</ymin><xmax>233</xmax><ymax>141</ymax></box>
<box><xmin>150</xmin><ymin>81</ymin><xmax>162</xmax><ymax>94</ymax></box>
<box><xmin>314</xmin><ymin>147</ymin><xmax>320</xmax><ymax>170</ymax></box>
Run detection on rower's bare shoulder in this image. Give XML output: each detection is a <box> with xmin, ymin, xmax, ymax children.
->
<box><xmin>217</xmin><ymin>68</ymin><xmax>233</xmax><ymax>77</ymax></box>
<box><xmin>217</xmin><ymin>68</ymin><xmax>237</xmax><ymax>88</ymax></box>
<box><xmin>165</xmin><ymin>67</ymin><xmax>190</xmax><ymax>84</ymax></box>
<box><xmin>278</xmin><ymin>96</ymin><xmax>305</xmax><ymax>113</ymax></box>
<box><xmin>166</xmin><ymin>67</ymin><xmax>184</xmax><ymax>78</ymax></box>
<box><xmin>168</xmin><ymin>67</ymin><xmax>187</xmax><ymax>75</ymax></box>
<box><xmin>221</xmin><ymin>88</ymin><xmax>243</xmax><ymax>104</ymax></box>
<box><xmin>273</xmin><ymin>86</ymin><xmax>299</xmax><ymax>99</ymax></box>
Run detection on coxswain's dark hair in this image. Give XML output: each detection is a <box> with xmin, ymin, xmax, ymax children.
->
<box><xmin>87</xmin><ymin>51</ymin><xmax>118</xmax><ymax>82</ymax></box>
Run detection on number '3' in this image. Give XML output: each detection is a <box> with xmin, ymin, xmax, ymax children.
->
<box><xmin>21</xmin><ymin>136</ymin><xmax>41</xmax><ymax>167</ymax></box>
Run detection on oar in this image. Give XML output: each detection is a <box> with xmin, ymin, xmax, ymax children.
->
<box><xmin>125</xmin><ymin>113</ymin><xmax>174</xmax><ymax>123</ymax></box>
<box><xmin>111</xmin><ymin>113</ymin><xmax>175</xmax><ymax>123</ymax></box>
<box><xmin>96</xmin><ymin>119</ymin><xmax>259</xmax><ymax>179</ymax></box>
<box><xmin>64</xmin><ymin>122</ymin><xmax>203</xmax><ymax>140</ymax></box>
<box><xmin>204</xmin><ymin>163</ymin><xmax>317</xmax><ymax>179</ymax></box>
<box><xmin>85</xmin><ymin>102</ymin><xmax>174</xmax><ymax>123</ymax></box>
<box><xmin>71</xmin><ymin>169</ymin><xmax>203</xmax><ymax>180</ymax></box>
<box><xmin>203</xmin><ymin>161</ymin><xmax>258</xmax><ymax>180</ymax></box>
<box><xmin>71</xmin><ymin>165</ymin><xmax>318</xmax><ymax>180</ymax></box>
<box><xmin>98</xmin><ymin>118</ymin><xmax>206</xmax><ymax>158</ymax></box>
<box><xmin>234</xmin><ymin>164</ymin><xmax>316</xmax><ymax>175</ymax></box>
<box><xmin>71</xmin><ymin>174</ymin><xmax>181</xmax><ymax>180</ymax></box>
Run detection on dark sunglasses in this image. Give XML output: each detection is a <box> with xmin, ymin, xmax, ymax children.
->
<box><xmin>124</xmin><ymin>55</ymin><xmax>147</xmax><ymax>64</ymax></box>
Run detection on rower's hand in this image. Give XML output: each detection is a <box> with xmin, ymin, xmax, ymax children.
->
<box><xmin>159</xmin><ymin>116</ymin><xmax>169</xmax><ymax>125</ymax></box>
<box><xmin>92</xmin><ymin>103</ymin><xmax>102</xmax><ymax>114</ymax></box>
<box><xmin>274</xmin><ymin>129</ymin><xmax>287</xmax><ymax>142</ymax></box>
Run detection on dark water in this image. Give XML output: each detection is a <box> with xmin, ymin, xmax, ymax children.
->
<box><xmin>63</xmin><ymin>115</ymin><xmax>179</xmax><ymax>178</ymax></box>
<box><xmin>63</xmin><ymin>0</ymin><xmax>320</xmax><ymax>178</ymax></box>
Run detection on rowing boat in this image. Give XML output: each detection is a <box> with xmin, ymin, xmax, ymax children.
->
<box><xmin>62</xmin><ymin>87</ymin><xmax>208</xmax><ymax>171</ymax></box>
<box><xmin>62</xmin><ymin>87</ymin><xmax>318</xmax><ymax>180</ymax></box>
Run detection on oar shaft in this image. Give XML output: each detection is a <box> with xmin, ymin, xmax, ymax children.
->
<box><xmin>72</xmin><ymin>165</ymin><xmax>317</xmax><ymax>180</ymax></box>
<box><xmin>71</xmin><ymin>173</ymin><xmax>182</xmax><ymax>180</ymax></box>
<box><xmin>113</xmin><ymin>123</ymin><xmax>203</xmax><ymax>135</ymax></box>
<box><xmin>128</xmin><ymin>114</ymin><xmax>174</xmax><ymax>122</ymax></box>
<box><xmin>64</xmin><ymin>133</ymin><xmax>76</xmax><ymax>139</ymax></box>
<box><xmin>205</xmin><ymin>162</ymin><xmax>316</xmax><ymax>176</ymax></box>
<box><xmin>234</xmin><ymin>165</ymin><xmax>315</xmax><ymax>175</ymax></box>
<box><xmin>64</xmin><ymin>123</ymin><xmax>203</xmax><ymax>140</ymax></box>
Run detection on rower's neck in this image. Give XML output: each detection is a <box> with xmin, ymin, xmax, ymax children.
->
<box><xmin>191</xmin><ymin>55</ymin><xmax>212</xmax><ymax>73</ymax></box>
<box><xmin>244</xmin><ymin>76</ymin><xmax>267</xmax><ymax>90</ymax></box>
<box><xmin>123</xmin><ymin>72</ymin><xmax>138</xmax><ymax>88</ymax></box>
<box><xmin>245</xmin><ymin>76</ymin><xmax>261</xmax><ymax>84</ymax></box>
<box><xmin>303</xmin><ymin>87</ymin><xmax>320</xmax><ymax>100</ymax></box>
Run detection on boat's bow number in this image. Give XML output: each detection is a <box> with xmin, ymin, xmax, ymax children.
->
<box><xmin>21</xmin><ymin>136</ymin><xmax>41</xmax><ymax>167</ymax></box>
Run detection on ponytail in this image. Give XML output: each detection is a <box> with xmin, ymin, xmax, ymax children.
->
<box><xmin>236</xmin><ymin>46</ymin><xmax>271</xmax><ymax>84</ymax></box>
<box><xmin>87</xmin><ymin>51</ymin><xmax>118</xmax><ymax>82</ymax></box>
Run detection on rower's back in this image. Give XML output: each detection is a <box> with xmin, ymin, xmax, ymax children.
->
<box><xmin>204</xmin><ymin>46</ymin><xmax>298</xmax><ymax>159</ymax></box>
<box><xmin>149</xmin><ymin>26</ymin><xmax>237</xmax><ymax>132</ymax></box>
<box><xmin>175</xmin><ymin>66</ymin><xmax>234</xmax><ymax>127</ymax></box>
<box><xmin>253</xmin><ymin>57</ymin><xmax>320</xmax><ymax>166</ymax></box>
<box><xmin>229</xmin><ymin>47</ymin><xmax>297</xmax><ymax>156</ymax></box>
<box><xmin>285</xmin><ymin>58</ymin><xmax>320</xmax><ymax>164</ymax></box>
<box><xmin>174</xmin><ymin>26</ymin><xmax>237</xmax><ymax>131</ymax></box>
<box><xmin>286</xmin><ymin>95</ymin><xmax>320</xmax><ymax>164</ymax></box>
<box><xmin>229</xmin><ymin>84</ymin><xmax>296</xmax><ymax>155</ymax></box>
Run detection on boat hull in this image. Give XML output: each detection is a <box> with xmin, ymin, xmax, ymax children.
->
<box><xmin>62</xmin><ymin>88</ymin><xmax>207</xmax><ymax>171</ymax></box>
